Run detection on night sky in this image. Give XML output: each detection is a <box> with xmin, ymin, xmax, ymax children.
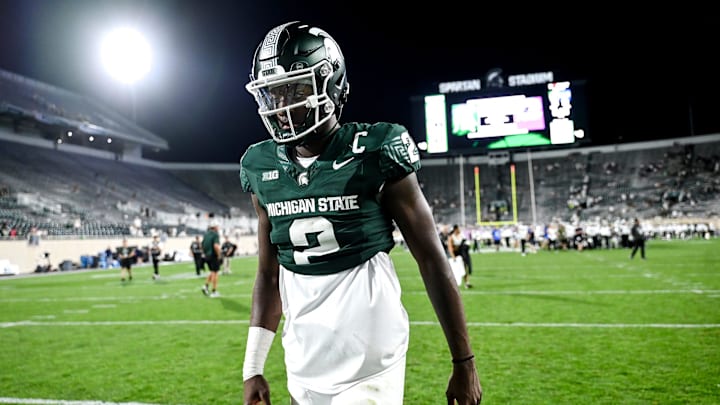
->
<box><xmin>0</xmin><ymin>0</ymin><xmax>717</xmax><ymax>163</ymax></box>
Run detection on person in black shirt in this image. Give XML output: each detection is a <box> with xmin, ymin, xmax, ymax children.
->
<box><xmin>150</xmin><ymin>235</ymin><xmax>162</xmax><ymax>280</ymax></box>
<box><xmin>190</xmin><ymin>235</ymin><xmax>205</xmax><ymax>276</ymax></box>
<box><xmin>629</xmin><ymin>218</ymin><xmax>646</xmax><ymax>260</ymax></box>
<box><xmin>221</xmin><ymin>235</ymin><xmax>238</xmax><ymax>275</ymax></box>
<box><xmin>448</xmin><ymin>224</ymin><xmax>473</xmax><ymax>288</ymax></box>
<box><xmin>438</xmin><ymin>224</ymin><xmax>450</xmax><ymax>258</ymax></box>
<box><xmin>201</xmin><ymin>221</ymin><xmax>222</xmax><ymax>297</ymax></box>
<box><xmin>118</xmin><ymin>239</ymin><xmax>135</xmax><ymax>282</ymax></box>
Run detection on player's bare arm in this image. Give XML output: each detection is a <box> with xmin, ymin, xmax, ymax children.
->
<box><xmin>243</xmin><ymin>194</ymin><xmax>281</xmax><ymax>405</ymax></box>
<box><xmin>382</xmin><ymin>172</ymin><xmax>483</xmax><ymax>404</ymax></box>
<box><xmin>249</xmin><ymin>193</ymin><xmax>282</xmax><ymax>329</ymax></box>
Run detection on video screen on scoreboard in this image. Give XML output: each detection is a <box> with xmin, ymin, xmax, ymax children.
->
<box><xmin>412</xmin><ymin>80</ymin><xmax>589</xmax><ymax>155</ymax></box>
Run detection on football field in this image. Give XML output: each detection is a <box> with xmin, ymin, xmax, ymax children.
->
<box><xmin>1</xmin><ymin>238</ymin><xmax>719</xmax><ymax>404</ymax></box>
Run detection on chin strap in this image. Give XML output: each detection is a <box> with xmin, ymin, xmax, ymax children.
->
<box><xmin>291</xmin><ymin>120</ymin><xmax>339</xmax><ymax>149</ymax></box>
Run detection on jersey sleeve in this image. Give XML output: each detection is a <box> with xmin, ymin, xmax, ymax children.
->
<box><xmin>240</xmin><ymin>152</ymin><xmax>252</xmax><ymax>192</ymax></box>
<box><xmin>377</xmin><ymin>123</ymin><xmax>422</xmax><ymax>181</ymax></box>
<box><xmin>239</xmin><ymin>145</ymin><xmax>257</xmax><ymax>193</ymax></box>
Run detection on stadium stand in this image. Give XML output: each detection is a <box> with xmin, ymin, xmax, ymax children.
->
<box><xmin>418</xmin><ymin>135</ymin><xmax>720</xmax><ymax>227</ymax></box>
<box><xmin>0</xmin><ymin>68</ymin><xmax>168</xmax><ymax>154</ymax></box>
<box><xmin>0</xmin><ymin>138</ymin><xmax>233</xmax><ymax>238</ymax></box>
<box><xmin>0</xmin><ymin>67</ymin><xmax>718</xmax><ymax>274</ymax></box>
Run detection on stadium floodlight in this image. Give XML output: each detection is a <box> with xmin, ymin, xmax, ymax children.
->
<box><xmin>101</xmin><ymin>27</ymin><xmax>152</xmax><ymax>85</ymax></box>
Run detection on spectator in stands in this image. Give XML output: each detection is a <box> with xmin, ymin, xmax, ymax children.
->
<box><xmin>221</xmin><ymin>235</ymin><xmax>237</xmax><ymax>275</ymax></box>
<box><xmin>630</xmin><ymin>218</ymin><xmax>647</xmax><ymax>260</ymax></box>
<box><xmin>201</xmin><ymin>220</ymin><xmax>223</xmax><ymax>297</ymax></box>
<box><xmin>27</xmin><ymin>226</ymin><xmax>40</xmax><ymax>246</ymax></box>
<box><xmin>150</xmin><ymin>235</ymin><xmax>162</xmax><ymax>280</ymax></box>
<box><xmin>448</xmin><ymin>224</ymin><xmax>473</xmax><ymax>288</ymax></box>
<box><xmin>118</xmin><ymin>239</ymin><xmax>135</xmax><ymax>282</ymax></box>
<box><xmin>190</xmin><ymin>235</ymin><xmax>205</xmax><ymax>276</ymax></box>
<box><xmin>0</xmin><ymin>222</ymin><xmax>8</xmax><ymax>237</ymax></box>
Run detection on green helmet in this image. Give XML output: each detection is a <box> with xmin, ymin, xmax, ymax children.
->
<box><xmin>246</xmin><ymin>21</ymin><xmax>350</xmax><ymax>144</ymax></box>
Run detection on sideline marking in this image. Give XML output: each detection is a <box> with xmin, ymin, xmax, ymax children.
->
<box><xmin>0</xmin><ymin>398</ymin><xmax>173</xmax><ymax>405</ymax></box>
<box><xmin>2</xmin><ymin>319</ymin><xmax>719</xmax><ymax>329</ymax></box>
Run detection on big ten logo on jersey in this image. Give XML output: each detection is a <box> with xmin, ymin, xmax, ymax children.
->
<box><xmin>262</xmin><ymin>170</ymin><xmax>279</xmax><ymax>181</ymax></box>
<box><xmin>401</xmin><ymin>132</ymin><xmax>420</xmax><ymax>163</ymax></box>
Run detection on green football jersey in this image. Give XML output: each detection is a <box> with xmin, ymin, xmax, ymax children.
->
<box><xmin>202</xmin><ymin>229</ymin><xmax>220</xmax><ymax>258</ymax></box>
<box><xmin>240</xmin><ymin>122</ymin><xmax>421</xmax><ymax>275</ymax></box>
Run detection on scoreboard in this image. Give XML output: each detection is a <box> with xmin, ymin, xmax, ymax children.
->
<box><xmin>410</xmin><ymin>72</ymin><xmax>590</xmax><ymax>156</ymax></box>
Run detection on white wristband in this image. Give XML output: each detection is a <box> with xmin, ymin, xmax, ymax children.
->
<box><xmin>242</xmin><ymin>326</ymin><xmax>276</xmax><ymax>381</ymax></box>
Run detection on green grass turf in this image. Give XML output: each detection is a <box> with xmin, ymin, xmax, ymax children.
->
<box><xmin>1</xmin><ymin>238</ymin><xmax>719</xmax><ymax>404</ymax></box>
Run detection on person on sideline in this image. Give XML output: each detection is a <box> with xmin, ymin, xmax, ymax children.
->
<box><xmin>221</xmin><ymin>235</ymin><xmax>238</xmax><ymax>275</ymax></box>
<box><xmin>240</xmin><ymin>21</ymin><xmax>482</xmax><ymax>405</ymax></box>
<box><xmin>438</xmin><ymin>224</ymin><xmax>451</xmax><ymax>258</ymax></box>
<box><xmin>201</xmin><ymin>220</ymin><xmax>223</xmax><ymax>297</ymax></box>
<box><xmin>150</xmin><ymin>235</ymin><xmax>162</xmax><ymax>280</ymax></box>
<box><xmin>448</xmin><ymin>224</ymin><xmax>474</xmax><ymax>288</ymax></box>
<box><xmin>491</xmin><ymin>226</ymin><xmax>502</xmax><ymax>252</ymax></box>
<box><xmin>118</xmin><ymin>238</ymin><xmax>135</xmax><ymax>282</ymax></box>
<box><xmin>630</xmin><ymin>218</ymin><xmax>647</xmax><ymax>259</ymax></box>
<box><xmin>190</xmin><ymin>235</ymin><xmax>205</xmax><ymax>276</ymax></box>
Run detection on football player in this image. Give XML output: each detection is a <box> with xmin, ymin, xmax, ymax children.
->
<box><xmin>240</xmin><ymin>21</ymin><xmax>482</xmax><ymax>405</ymax></box>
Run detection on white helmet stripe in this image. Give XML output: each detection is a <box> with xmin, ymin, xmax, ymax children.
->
<box><xmin>258</xmin><ymin>20</ymin><xmax>299</xmax><ymax>68</ymax></box>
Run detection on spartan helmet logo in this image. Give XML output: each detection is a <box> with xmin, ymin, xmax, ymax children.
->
<box><xmin>297</xmin><ymin>172</ymin><xmax>309</xmax><ymax>186</ymax></box>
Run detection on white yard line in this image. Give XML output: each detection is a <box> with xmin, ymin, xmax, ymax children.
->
<box><xmin>2</xmin><ymin>319</ymin><xmax>719</xmax><ymax>329</ymax></box>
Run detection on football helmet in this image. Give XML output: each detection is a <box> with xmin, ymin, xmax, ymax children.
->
<box><xmin>246</xmin><ymin>21</ymin><xmax>350</xmax><ymax>144</ymax></box>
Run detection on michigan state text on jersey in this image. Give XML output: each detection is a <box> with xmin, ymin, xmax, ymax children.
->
<box><xmin>240</xmin><ymin>122</ymin><xmax>420</xmax><ymax>275</ymax></box>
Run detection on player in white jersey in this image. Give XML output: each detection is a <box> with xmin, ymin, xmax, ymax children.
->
<box><xmin>240</xmin><ymin>21</ymin><xmax>482</xmax><ymax>405</ymax></box>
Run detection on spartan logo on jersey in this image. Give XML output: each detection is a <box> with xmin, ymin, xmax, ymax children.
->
<box><xmin>297</xmin><ymin>172</ymin><xmax>309</xmax><ymax>186</ymax></box>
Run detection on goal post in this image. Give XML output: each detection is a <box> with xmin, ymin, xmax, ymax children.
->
<box><xmin>474</xmin><ymin>163</ymin><xmax>518</xmax><ymax>226</ymax></box>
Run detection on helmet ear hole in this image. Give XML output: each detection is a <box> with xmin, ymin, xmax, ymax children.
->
<box><xmin>340</xmin><ymin>82</ymin><xmax>350</xmax><ymax>104</ymax></box>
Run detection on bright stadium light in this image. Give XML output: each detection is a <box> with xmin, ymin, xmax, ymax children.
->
<box><xmin>101</xmin><ymin>27</ymin><xmax>152</xmax><ymax>85</ymax></box>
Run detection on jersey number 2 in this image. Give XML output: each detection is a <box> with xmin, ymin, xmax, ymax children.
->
<box><xmin>289</xmin><ymin>217</ymin><xmax>340</xmax><ymax>264</ymax></box>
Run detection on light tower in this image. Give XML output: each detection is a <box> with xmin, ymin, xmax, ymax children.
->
<box><xmin>101</xmin><ymin>27</ymin><xmax>152</xmax><ymax>122</ymax></box>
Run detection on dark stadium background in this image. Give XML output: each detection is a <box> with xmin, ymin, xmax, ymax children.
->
<box><xmin>0</xmin><ymin>0</ymin><xmax>717</xmax><ymax>163</ymax></box>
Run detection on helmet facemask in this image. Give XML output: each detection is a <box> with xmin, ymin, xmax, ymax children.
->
<box><xmin>246</xmin><ymin>61</ymin><xmax>336</xmax><ymax>144</ymax></box>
